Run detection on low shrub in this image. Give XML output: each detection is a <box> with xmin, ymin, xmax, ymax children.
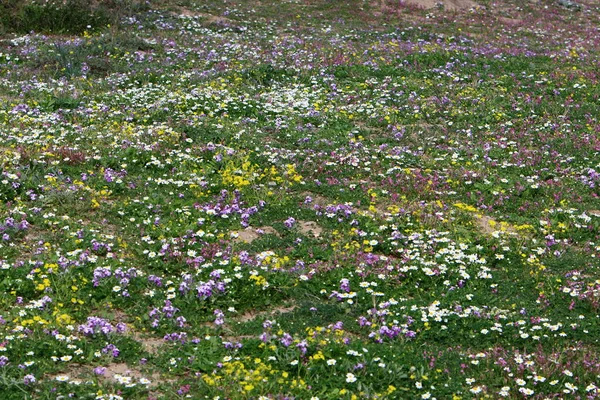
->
<box><xmin>0</xmin><ymin>0</ymin><xmax>150</xmax><ymax>35</ymax></box>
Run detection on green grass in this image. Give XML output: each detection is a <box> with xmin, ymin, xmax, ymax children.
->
<box><xmin>1</xmin><ymin>0</ymin><xmax>600</xmax><ymax>398</ymax></box>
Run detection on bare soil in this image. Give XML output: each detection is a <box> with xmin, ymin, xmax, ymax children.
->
<box><xmin>233</xmin><ymin>226</ymin><xmax>278</xmax><ymax>244</ymax></box>
<box><xmin>401</xmin><ymin>0</ymin><xmax>477</xmax><ymax>11</ymax></box>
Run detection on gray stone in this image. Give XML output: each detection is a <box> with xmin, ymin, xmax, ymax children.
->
<box><xmin>557</xmin><ymin>0</ymin><xmax>582</xmax><ymax>11</ymax></box>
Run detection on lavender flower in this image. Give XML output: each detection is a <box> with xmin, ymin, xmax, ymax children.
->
<box><xmin>78</xmin><ymin>317</ymin><xmax>123</xmax><ymax>336</ymax></box>
<box><xmin>214</xmin><ymin>309</ymin><xmax>225</xmax><ymax>325</ymax></box>
<box><xmin>284</xmin><ymin>217</ymin><xmax>296</xmax><ymax>228</ymax></box>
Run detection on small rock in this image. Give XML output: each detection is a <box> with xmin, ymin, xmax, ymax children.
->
<box><xmin>557</xmin><ymin>0</ymin><xmax>581</xmax><ymax>10</ymax></box>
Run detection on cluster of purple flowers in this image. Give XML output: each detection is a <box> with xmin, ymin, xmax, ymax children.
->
<box><xmin>78</xmin><ymin>317</ymin><xmax>126</xmax><ymax>336</ymax></box>
<box><xmin>196</xmin><ymin>189</ymin><xmax>264</xmax><ymax>227</ymax></box>
<box><xmin>213</xmin><ymin>309</ymin><xmax>225</xmax><ymax>325</ymax></box>
<box><xmin>581</xmin><ymin>168</ymin><xmax>600</xmax><ymax>188</ymax></box>
<box><xmin>102</xmin><ymin>343</ymin><xmax>120</xmax><ymax>358</ymax></box>
<box><xmin>164</xmin><ymin>332</ymin><xmax>187</xmax><ymax>344</ymax></box>
<box><xmin>313</xmin><ymin>203</ymin><xmax>354</xmax><ymax>221</ymax></box>
<box><xmin>196</xmin><ymin>272</ymin><xmax>228</xmax><ymax>300</ymax></box>
<box><xmin>149</xmin><ymin>300</ymin><xmax>184</xmax><ymax>328</ymax></box>
<box><xmin>103</xmin><ymin>168</ymin><xmax>127</xmax><ymax>183</ymax></box>
<box><xmin>1</xmin><ymin>216</ymin><xmax>29</xmax><ymax>241</ymax></box>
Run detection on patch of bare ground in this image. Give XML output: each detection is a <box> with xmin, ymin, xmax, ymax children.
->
<box><xmin>498</xmin><ymin>16</ymin><xmax>523</xmax><ymax>25</ymax></box>
<box><xmin>354</xmin><ymin>201</ymin><xmax>404</xmax><ymax>219</ymax></box>
<box><xmin>90</xmin><ymin>307</ymin><xmax>129</xmax><ymax>324</ymax></box>
<box><xmin>131</xmin><ymin>332</ymin><xmax>164</xmax><ymax>355</ymax></box>
<box><xmin>236</xmin><ymin>304</ymin><xmax>297</xmax><ymax>323</ymax></box>
<box><xmin>18</xmin><ymin>229</ymin><xmax>50</xmax><ymax>259</ymax></box>
<box><xmin>86</xmin><ymin>309</ymin><xmax>167</xmax><ymax>356</ymax></box>
<box><xmin>400</xmin><ymin>0</ymin><xmax>477</xmax><ymax>11</ymax></box>
<box><xmin>303</xmin><ymin>191</ymin><xmax>400</xmax><ymax>221</ymax></box>
<box><xmin>45</xmin><ymin>363</ymin><xmax>162</xmax><ymax>388</ymax></box>
<box><xmin>301</xmin><ymin>192</ymin><xmax>331</xmax><ymax>207</ymax></box>
<box><xmin>298</xmin><ymin>220</ymin><xmax>323</xmax><ymax>238</ymax></box>
<box><xmin>44</xmin><ymin>364</ymin><xmax>89</xmax><ymax>383</ymax></box>
<box><xmin>173</xmin><ymin>7</ymin><xmax>234</xmax><ymax>25</ymax></box>
<box><xmin>232</xmin><ymin>226</ymin><xmax>279</xmax><ymax>244</ymax></box>
<box><xmin>101</xmin><ymin>310</ymin><xmax>164</xmax><ymax>355</ymax></box>
<box><xmin>473</xmin><ymin>214</ymin><xmax>520</xmax><ymax>236</ymax></box>
<box><xmin>101</xmin><ymin>363</ymin><xmax>162</xmax><ymax>386</ymax></box>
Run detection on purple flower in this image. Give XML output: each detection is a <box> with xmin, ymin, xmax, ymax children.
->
<box><xmin>263</xmin><ymin>320</ymin><xmax>273</xmax><ymax>329</ymax></box>
<box><xmin>92</xmin><ymin>267</ymin><xmax>112</xmax><ymax>287</ymax></box>
<box><xmin>93</xmin><ymin>366</ymin><xmax>106</xmax><ymax>375</ymax></box>
<box><xmin>214</xmin><ymin>309</ymin><xmax>225</xmax><ymax>326</ymax></box>
<box><xmin>280</xmin><ymin>333</ymin><xmax>293</xmax><ymax>347</ymax></box>
<box><xmin>23</xmin><ymin>374</ymin><xmax>35</xmax><ymax>385</ymax></box>
<box><xmin>162</xmin><ymin>300</ymin><xmax>179</xmax><ymax>318</ymax></box>
<box><xmin>296</xmin><ymin>340</ymin><xmax>308</xmax><ymax>355</ymax></box>
<box><xmin>340</xmin><ymin>278</ymin><xmax>350</xmax><ymax>293</ymax></box>
<box><xmin>284</xmin><ymin>217</ymin><xmax>296</xmax><ymax>228</ymax></box>
<box><xmin>177</xmin><ymin>385</ymin><xmax>191</xmax><ymax>395</ymax></box>
<box><xmin>148</xmin><ymin>275</ymin><xmax>163</xmax><ymax>287</ymax></box>
<box><xmin>78</xmin><ymin>317</ymin><xmax>120</xmax><ymax>337</ymax></box>
<box><xmin>102</xmin><ymin>344</ymin><xmax>120</xmax><ymax>358</ymax></box>
<box><xmin>116</xmin><ymin>322</ymin><xmax>127</xmax><ymax>333</ymax></box>
<box><xmin>164</xmin><ymin>332</ymin><xmax>187</xmax><ymax>344</ymax></box>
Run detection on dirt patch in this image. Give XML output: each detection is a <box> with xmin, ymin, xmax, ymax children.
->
<box><xmin>237</xmin><ymin>304</ymin><xmax>297</xmax><ymax>323</ymax></box>
<box><xmin>234</xmin><ymin>228</ymin><xmax>260</xmax><ymax>244</ymax></box>
<box><xmin>17</xmin><ymin>229</ymin><xmax>51</xmax><ymax>259</ymax></box>
<box><xmin>110</xmin><ymin>309</ymin><xmax>129</xmax><ymax>323</ymax></box>
<box><xmin>100</xmin><ymin>363</ymin><xmax>162</xmax><ymax>388</ymax></box>
<box><xmin>474</xmin><ymin>215</ymin><xmax>518</xmax><ymax>236</ymax></box>
<box><xmin>221</xmin><ymin>334</ymin><xmax>257</xmax><ymax>342</ymax></box>
<box><xmin>131</xmin><ymin>332</ymin><xmax>164</xmax><ymax>355</ymax></box>
<box><xmin>174</xmin><ymin>7</ymin><xmax>233</xmax><ymax>25</ymax></box>
<box><xmin>298</xmin><ymin>220</ymin><xmax>323</xmax><ymax>238</ymax></box>
<box><xmin>45</xmin><ymin>364</ymin><xmax>89</xmax><ymax>383</ymax></box>
<box><xmin>45</xmin><ymin>363</ymin><xmax>161</xmax><ymax>388</ymax></box>
<box><xmin>498</xmin><ymin>16</ymin><xmax>523</xmax><ymax>25</ymax></box>
<box><xmin>233</xmin><ymin>226</ymin><xmax>278</xmax><ymax>244</ymax></box>
<box><xmin>104</xmin><ymin>363</ymin><xmax>142</xmax><ymax>379</ymax></box>
<box><xmin>400</xmin><ymin>0</ymin><xmax>476</xmax><ymax>11</ymax></box>
<box><xmin>354</xmin><ymin>202</ymin><xmax>402</xmax><ymax>219</ymax></box>
<box><xmin>301</xmin><ymin>192</ymin><xmax>331</xmax><ymax>207</ymax></box>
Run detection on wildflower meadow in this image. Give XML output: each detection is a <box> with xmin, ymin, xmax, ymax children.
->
<box><xmin>1</xmin><ymin>0</ymin><xmax>600</xmax><ymax>398</ymax></box>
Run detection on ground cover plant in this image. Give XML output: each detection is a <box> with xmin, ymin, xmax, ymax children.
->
<box><xmin>1</xmin><ymin>0</ymin><xmax>600</xmax><ymax>398</ymax></box>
